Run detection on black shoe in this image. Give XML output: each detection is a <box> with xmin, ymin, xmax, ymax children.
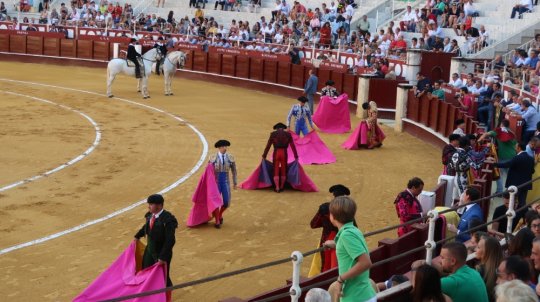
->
<box><xmin>214</xmin><ymin>223</ymin><xmax>221</xmax><ymax>229</ymax></box>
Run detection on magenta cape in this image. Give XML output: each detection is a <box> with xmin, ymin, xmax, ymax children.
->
<box><xmin>312</xmin><ymin>93</ymin><xmax>351</xmax><ymax>134</ymax></box>
<box><xmin>287</xmin><ymin>131</ymin><xmax>336</xmax><ymax>165</ymax></box>
<box><xmin>74</xmin><ymin>241</ymin><xmax>166</xmax><ymax>302</ymax></box>
<box><xmin>341</xmin><ymin>121</ymin><xmax>386</xmax><ymax>150</ymax></box>
<box><xmin>240</xmin><ymin>159</ymin><xmax>318</xmax><ymax>192</ymax></box>
<box><xmin>187</xmin><ymin>164</ymin><xmax>223</xmax><ymax>227</ymax></box>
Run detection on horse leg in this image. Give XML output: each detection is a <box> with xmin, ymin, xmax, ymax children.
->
<box><xmin>164</xmin><ymin>73</ymin><xmax>170</xmax><ymax>96</ymax></box>
<box><xmin>137</xmin><ymin>78</ymin><xmax>141</xmax><ymax>93</ymax></box>
<box><xmin>142</xmin><ymin>77</ymin><xmax>149</xmax><ymax>99</ymax></box>
<box><xmin>107</xmin><ymin>69</ymin><xmax>116</xmax><ymax>98</ymax></box>
<box><xmin>168</xmin><ymin>71</ymin><xmax>174</xmax><ymax>96</ymax></box>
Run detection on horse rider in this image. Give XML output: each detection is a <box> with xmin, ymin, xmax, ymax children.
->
<box><xmin>154</xmin><ymin>36</ymin><xmax>168</xmax><ymax>75</ymax></box>
<box><xmin>127</xmin><ymin>38</ymin><xmax>142</xmax><ymax>79</ymax></box>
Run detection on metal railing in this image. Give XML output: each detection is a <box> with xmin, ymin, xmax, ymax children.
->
<box><xmin>97</xmin><ymin>175</ymin><xmax>540</xmax><ymax>302</ymax></box>
<box><xmin>501</xmin><ymin>37</ymin><xmax>539</xmax><ymax>65</ymax></box>
<box><xmin>471</xmin><ymin>17</ymin><xmax>540</xmax><ymax>58</ymax></box>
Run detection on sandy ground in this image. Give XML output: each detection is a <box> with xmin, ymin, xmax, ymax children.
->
<box><xmin>0</xmin><ymin>61</ymin><xmax>441</xmax><ymax>301</ymax></box>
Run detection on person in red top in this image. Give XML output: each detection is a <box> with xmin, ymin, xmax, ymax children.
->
<box><xmin>310</xmin><ymin>184</ymin><xmax>352</xmax><ymax>273</ymax></box>
<box><xmin>262</xmin><ymin>123</ymin><xmax>298</xmax><ymax>192</ymax></box>
<box><xmin>457</xmin><ymin>87</ymin><xmax>475</xmax><ymax>117</ymax></box>
<box><xmin>114</xmin><ymin>3</ymin><xmax>122</xmax><ymax>21</ymax></box>
<box><xmin>394</xmin><ymin>177</ymin><xmax>424</xmax><ymax>236</ymax></box>
<box><xmin>319</xmin><ymin>22</ymin><xmax>332</xmax><ymax>46</ymax></box>
<box><xmin>393</xmin><ymin>35</ymin><xmax>408</xmax><ymax>50</ymax></box>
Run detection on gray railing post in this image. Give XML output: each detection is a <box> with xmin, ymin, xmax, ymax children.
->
<box><xmin>506</xmin><ymin>186</ymin><xmax>518</xmax><ymax>234</ymax></box>
<box><xmin>425</xmin><ymin>209</ymin><xmax>439</xmax><ymax>265</ymax></box>
<box><xmin>290</xmin><ymin>251</ymin><xmax>303</xmax><ymax>302</ymax></box>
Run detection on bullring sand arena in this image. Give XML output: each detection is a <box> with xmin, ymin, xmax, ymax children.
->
<box><xmin>0</xmin><ymin>61</ymin><xmax>440</xmax><ymax>301</ymax></box>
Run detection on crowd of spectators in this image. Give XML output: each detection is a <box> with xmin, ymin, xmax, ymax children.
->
<box><xmin>1</xmin><ymin>0</ymin><xmax>538</xmax><ymax>67</ymax></box>
<box><xmin>0</xmin><ymin>0</ymin><xmax>471</xmax><ymax>72</ymax></box>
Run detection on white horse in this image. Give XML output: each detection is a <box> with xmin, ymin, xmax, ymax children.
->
<box><xmin>161</xmin><ymin>50</ymin><xmax>187</xmax><ymax>96</ymax></box>
<box><xmin>106</xmin><ymin>47</ymin><xmax>162</xmax><ymax>99</ymax></box>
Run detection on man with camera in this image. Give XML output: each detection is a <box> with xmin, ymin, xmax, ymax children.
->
<box><xmin>414</xmin><ymin>73</ymin><xmax>432</xmax><ymax>98</ymax></box>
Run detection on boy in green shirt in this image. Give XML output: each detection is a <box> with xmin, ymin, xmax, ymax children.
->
<box><xmin>324</xmin><ymin>196</ymin><xmax>376</xmax><ymax>302</ymax></box>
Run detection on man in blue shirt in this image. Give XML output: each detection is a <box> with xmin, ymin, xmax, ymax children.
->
<box><xmin>527</xmin><ymin>49</ymin><xmax>539</xmax><ymax>70</ymax></box>
<box><xmin>515</xmin><ymin>99</ymin><xmax>540</xmax><ymax>143</ymax></box>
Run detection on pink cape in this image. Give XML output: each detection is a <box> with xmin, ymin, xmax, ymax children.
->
<box><xmin>341</xmin><ymin>121</ymin><xmax>386</xmax><ymax>150</ymax></box>
<box><xmin>312</xmin><ymin>94</ymin><xmax>351</xmax><ymax>134</ymax></box>
<box><xmin>187</xmin><ymin>164</ymin><xmax>223</xmax><ymax>227</ymax></box>
<box><xmin>240</xmin><ymin>159</ymin><xmax>318</xmax><ymax>192</ymax></box>
<box><xmin>287</xmin><ymin>131</ymin><xmax>336</xmax><ymax>165</ymax></box>
<box><xmin>73</xmin><ymin>241</ymin><xmax>166</xmax><ymax>302</ymax></box>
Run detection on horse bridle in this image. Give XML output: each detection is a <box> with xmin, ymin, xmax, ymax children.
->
<box><xmin>165</xmin><ymin>52</ymin><xmax>185</xmax><ymax>68</ymax></box>
<box><xmin>142</xmin><ymin>49</ymin><xmax>162</xmax><ymax>63</ymax></box>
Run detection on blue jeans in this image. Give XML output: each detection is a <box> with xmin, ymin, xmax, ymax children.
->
<box><xmin>477</xmin><ymin>103</ymin><xmax>494</xmax><ymax>130</ymax></box>
<box><xmin>523</xmin><ymin>129</ymin><xmax>535</xmax><ymax>144</ymax></box>
<box><xmin>306</xmin><ymin>93</ymin><xmax>314</xmax><ymax>112</ymax></box>
<box><xmin>511</xmin><ymin>6</ymin><xmax>530</xmax><ymax>18</ymax></box>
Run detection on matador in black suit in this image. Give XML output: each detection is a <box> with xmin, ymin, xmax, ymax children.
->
<box><xmin>134</xmin><ymin>194</ymin><xmax>178</xmax><ymax>299</ymax></box>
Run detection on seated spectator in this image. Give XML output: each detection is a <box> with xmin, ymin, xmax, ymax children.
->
<box><xmin>495</xmin><ymin>280</ymin><xmax>537</xmax><ymax>302</ymax></box>
<box><xmin>432</xmin><ymin>80</ymin><xmax>446</xmax><ymax>101</ymax></box>
<box><xmin>305</xmin><ymin>288</ymin><xmax>331</xmax><ymax>302</ymax></box>
<box><xmin>453</xmin><ymin>11</ymin><xmax>467</xmax><ymax>36</ymax></box>
<box><xmin>400</xmin><ymin>5</ymin><xmax>418</xmax><ymax>32</ymax></box>
<box><xmin>510</xmin><ymin>0</ymin><xmax>533</xmax><ymax>19</ymax></box>
<box><xmin>376</xmin><ymin>274</ymin><xmax>409</xmax><ymax>292</ymax></box>
<box><xmin>415</xmin><ymin>72</ymin><xmax>432</xmax><ymax>98</ymax></box>
<box><xmin>512</xmin><ymin>99</ymin><xmax>540</xmax><ymax>143</ymax></box>
<box><xmin>426</xmin><ymin>21</ymin><xmax>443</xmax><ymax>49</ymax></box>
<box><xmin>447</xmin><ymin>187</ymin><xmax>483</xmax><ymax>242</ymax></box>
<box><xmin>507</xmin><ymin>227</ymin><xmax>535</xmax><ymax>258</ymax></box>
<box><xmin>443</xmin><ymin>37</ymin><xmax>452</xmax><ymax>52</ymax></box>
<box><xmin>496</xmin><ymin>255</ymin><xmax>534</xmax><ymax>286</ymax></box>
<box><xmin>475</xmin><ymin>235</ymin><xmax>504</xmax><ymax>301</ymax></box>
<box><xmin>411</xmin><ymin>264</ymin><xmax>451</xmax><ymax>302</ymax></box>
<box><xmin>385</xmin><ymin>66</ymin><xmax>397</xmax><ymax>80</ymax></box>
<box><xmin>20</xmin><ymin>0</ymin><xmax>31</xmax><ymax>12</ymax></box>
<box><xmin>491</xmin><ymin>192</ymin><xmax>521</xmax><ymax>236</ymax></box>
<box><xmin>449</xmin><ymin>73</ymin><xmax>464</xmax><ymax>88</ymax></box>
<box><xmin>0</xmin><ymin>2</ymin><xmax>6</xmax><ymax>16</ymax></box>
<box><xmin>464</xmin><ymin>0</ymin><xmax>479</xmax><ymax>17</ymax></box>
<box><xmin>476</xmin><ymin>25</ymin><xmax>489</xmax><ymax>50</ymax></box>
<box><xmin>450</xmin><ymin>39</ymin><xmax>462</xmax><ymax>57</ymax></box>
<box><xmin>439</xmin><ymin>242</ymin><xmax>489</xmax><ymax>301</ymax></box>
<box><xmin>214</xmin><ymin>0</ymin><xmax>226</xmax><ymax>10</ymax></box>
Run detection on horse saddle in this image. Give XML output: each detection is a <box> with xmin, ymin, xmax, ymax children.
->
<box><xmin>125</xmin><ymin>58</ymin><xmax>142</xmax><ymax>68</ymax></box>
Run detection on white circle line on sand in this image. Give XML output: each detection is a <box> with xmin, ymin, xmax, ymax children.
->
<box><xmin>0</xmin><ymin>78</ymin><xmax>209</xmax><ymax>255</ymax></box>
<box><xmin>0</xmin><ymin>91</ymin><xmax>102</xmax><ymax>193</ymax></box>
